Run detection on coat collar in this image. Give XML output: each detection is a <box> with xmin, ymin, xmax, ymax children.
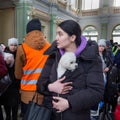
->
<box><xmin>44</xmin><ymin>40</ymin><xmax>99</xmax><ymax>61</ymax></box>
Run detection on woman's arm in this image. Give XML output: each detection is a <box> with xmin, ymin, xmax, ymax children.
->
<box><xmin>37</xmin><ymin>55</ymin><xmax>73</xmax><ymax>95</ymax></box>
<box><xmin>0</xmin><ymin>53</ymin><xmax>8</xmax><ymax>78</ymax></box>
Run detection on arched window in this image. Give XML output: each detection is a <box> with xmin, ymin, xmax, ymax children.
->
<box><xmin>70</xmin><ymin>0</ymin><xmax>78</xmax><ymax>10</ymax></box>
<box><xmin>114</xmin><ymin>0</ymin><xmax>120</xmax><ymax>7</ymax></box>
<box><xmin>82</xmin><ymin>26</ymin><xmax>98</xmax><ymax>42</ymax></box>
<box><xmin>112</xmin><ymin>25</ymin><xmax>120</xmax><ymax>44</ymax></box>
<box><xmin>82</xmin><ymin>0</ymin><xmax>100</xmax><ymax>10</ymax></box>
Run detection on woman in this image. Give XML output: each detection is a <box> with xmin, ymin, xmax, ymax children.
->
<box><xmin>1</xmin><ymin>38</ymin><xmax>20</xmax><ymax>120</ymax></box>
<box><xmin>98</xmin><ymin>39</ymin><xmax>117</xmax><ymax>114</ymax></box>
<box><xmin>98</xmin><ymin>39</ymin><xmax>113</xmax><ymax>85</ymax></box>
<box><xmin>37</xmin><ymin>20</ymin><xmax>104</xmax><ymax>120</ymax></box>
<box><xmin>91</xmin><ymin>39</ymin><xmax>113</xmax><ymax>119</ymax></box>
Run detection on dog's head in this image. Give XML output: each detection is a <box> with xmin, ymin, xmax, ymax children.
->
<box><xmin>59</xmin><ymin>52</ymin><xmax>78</xmax><ymax>71</ymax></box>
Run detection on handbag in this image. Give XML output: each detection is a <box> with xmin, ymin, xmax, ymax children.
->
<box><xmin>23</xmin><ymin>92</ymin><xmax>51</xmax><ymax>120</ymax></box>
<box><xmin>99</xmin><ymin>112</ymin><xmax>113</xmax><ymax>120</ymax></box>
<box><xmin>0</xmin><ymin>73</ymin><xmax>12</xmax><ymax>96</ymax></box>
<box><xmin>98</xmin><ymin>103</ymin><xmax>114</xmax><ymax>120</ymax></box>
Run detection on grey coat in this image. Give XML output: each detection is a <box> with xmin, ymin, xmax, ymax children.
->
<box><xmin>37</xmin><ymin>40</ymin><xmax>104</xmax><ymax>120</ymax></box>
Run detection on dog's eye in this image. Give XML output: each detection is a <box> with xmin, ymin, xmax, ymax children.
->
<box><xmin>70</xmin><ymin>62</ymin><xmax>73</xmax><ymax>64</ymax></box>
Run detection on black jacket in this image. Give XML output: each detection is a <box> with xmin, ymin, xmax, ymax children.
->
<box><xmin>37</xmin><ymin>40</ymin><xmax>104</xmax><ymax>120</ymax></box>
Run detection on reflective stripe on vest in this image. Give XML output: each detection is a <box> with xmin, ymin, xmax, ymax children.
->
<box><xmin>21</xmin><ymin>79</ymin><xmax>37</xmax><ymax>85</ymax></box>
<box><xmin>21</xmin><ymin>68</ymin><xmax>42</xmax><ymax>85</ymax></box>
<box><xmin>23</xmin><ymin>68</ymin><xmax>42</xmax><ymax>75</ymax></box>
<box><xmin>21</xmin><ymin>42</ymin><xmax>50</xmax><ymax>91</ymax></box>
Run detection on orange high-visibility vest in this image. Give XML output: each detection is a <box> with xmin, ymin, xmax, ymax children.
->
<box><xmin>21</xmin><ymin>42</ymin><xmax>50</xmax><ymax>91</ymax></box>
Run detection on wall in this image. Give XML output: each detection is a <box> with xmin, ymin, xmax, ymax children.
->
<box><xmin>0</xmin><ymin>8</ymin><xmax>15</xmax><ymax>45</ymax></box>
<box><xmin>0</xmin><ymin>0</ymin><xmax>120</xmax><ymax>44</ymax></box>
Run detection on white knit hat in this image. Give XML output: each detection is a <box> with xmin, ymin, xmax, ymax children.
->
<box><xmin>98</xmin><ymin>39</ymin><xmax>106</xmax><ymax>47</ymax></box>
<box><xmin>8</xmin><ymin>38</ymin><xmax>18</xmax><ymax>46</ymax></box>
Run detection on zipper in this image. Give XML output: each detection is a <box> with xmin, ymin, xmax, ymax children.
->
<box><xmin>56</xmin><ymin>52</ymin><xmax>63</xmax><ymax>120</ymax></box>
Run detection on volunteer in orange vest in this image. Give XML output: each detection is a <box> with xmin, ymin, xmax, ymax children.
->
<box><xmin>15</xmin><ymin>18</ymin><xmax>51</xmax><ymax>117</ymax></box>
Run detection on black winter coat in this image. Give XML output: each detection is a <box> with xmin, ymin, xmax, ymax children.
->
<box><xmin>37</xmin><ymin>40</ymin><xmax>104</xmax><ymax>120</ymax></box>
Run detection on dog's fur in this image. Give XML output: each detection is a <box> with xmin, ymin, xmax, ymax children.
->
<box><xmin>57</xmin><ymin>52</ymin><xmax>78</xmax><ymax>78</ymax></box>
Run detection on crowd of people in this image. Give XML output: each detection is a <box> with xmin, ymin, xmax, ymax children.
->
<box><xmin>0</xmin><ymin>18</ymin><xmax>120</xmax><ymax>120</ymax></box>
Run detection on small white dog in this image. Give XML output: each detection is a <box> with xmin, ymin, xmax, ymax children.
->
<box><xmin>57</xmin><ymin>52</ymin><xmax>78</xmax><ymax>78</ymax></box>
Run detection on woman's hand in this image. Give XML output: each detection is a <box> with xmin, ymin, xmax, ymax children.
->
<box><xmin>52</xmin><ymin>96</ymin><xmax>69</xmax><ymax>113</ymax></box>
<box><xmin>103</xmin><ymin>67</ymin><xmax>109</xmax><ymax>72</ymax></box>
<box><xmin>48</xmin><ymin>76</ymin><xmax>72</xmax><ymax>94</ymax></box>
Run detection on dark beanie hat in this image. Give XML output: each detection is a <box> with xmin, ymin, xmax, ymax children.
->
<box><xmin>26</xmin><ymin>18</ymin><xmax>41</xmax><ymax>33</ymax></box>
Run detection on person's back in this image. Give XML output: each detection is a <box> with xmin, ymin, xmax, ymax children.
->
<box><xmin>15</xmin><ymin>18</ymin><xmax>51</xmax><ymax>118</ymax></box>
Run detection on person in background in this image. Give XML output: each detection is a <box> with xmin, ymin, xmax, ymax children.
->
<box><xmin>110</xmin><ymin>39</ymin><xmax>114</xmax><ymax>47</ymax></box>
<box><xmin>112</xmin><ymin>42</ymin><xmax>118</xmax><ymax>56</ymax></box>
<box><xmin>1</xmin><ymin>38</ymin><xmax>20</xmax><ymax>120</ymax></box>
<box><xmin>37</xmin><ymin>20</ymin><xmax>104</xmax><ymax>120</ymax></box>
<box><xmin>105</xmin><ymin>40</ymin><xmax>114</xmax><ymax>60</ymax></box>
<box><xmin>114</xmin><ymin>44</ymin><xmax>120</xmax><ymax>82</ymax></box>
<box><xmin>98</xmin><ymin>39</ymin><xmax>113</xmax><ymax>85</ymax></box>
<box><xmin>98</xmin><ymin>39</ymin><xmax>118</xmax><ymax>115</ymax></box>
<box><xmin>0</xmin><ymin>46</ymin><xmax>8</xmax><ymax>120</ymax></box>
<box><xmin>15</xmin><ymin>18</ymin><xmax>51</xmax><ymax>118</ymax></box>
<box><xmin>91</xmin><ymin>39</ymin><xmax>113</xmax><ymax>119</ymax></box>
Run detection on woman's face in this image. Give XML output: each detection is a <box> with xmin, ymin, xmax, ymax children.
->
<box><xmin>98</xmin><ymin>45</ymin><xmax>105</xmax><ymax>53</ymax></box>
<box><xmin>9</xmin><ymin>44</ymin><xmax>18</xmax><ymax>52</ymax></box>
<box><xmin>55</xmin><ymin>27</ymin><xmax>76</xmax><ymax>51</ymax></box>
